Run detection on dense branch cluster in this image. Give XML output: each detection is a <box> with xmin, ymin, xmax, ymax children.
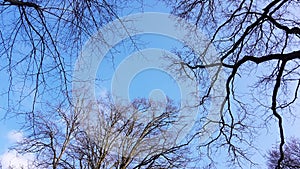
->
<box><xmin>267</xmin><ymin>138</ymin><xmax>300</xmax><ymax>169</ymax></box>
<box><xmin>167</xmin><ymin>0</ymin><xmax>300</xmax><ymax>168</ymax></box>
<box><xmin>0</xmin><ymin>0</ymin><xmax>119</xmax><ymax>120</ymax></box>
<box><xmin>14</xmin><ymin>98</ymin><xmax>192</xmax><ymax>169</ymax></box>
<box><xmin>0</xmin><ymin>0</ymin><xmax>299</xmax><ymax>168</ymax></box>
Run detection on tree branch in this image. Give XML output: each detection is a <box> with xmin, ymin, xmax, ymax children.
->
<box><xmin>271</xmin><ymin>60</ymin><xmax>287</xmax><ymax>169</ymax></box>
<box><xmin>4</xmin><ymin>0</ymin><xmax>40</xmax><ymax>9</ymax></box>
<box><xmin>225</xmin><ymin>50</ymin><xmax>300</xmax><ymax>68</ymax></box>
<box><xmin>186</xmin><ymin>50</ymin><xmax>300</xmax><ymax>69</ymax></box>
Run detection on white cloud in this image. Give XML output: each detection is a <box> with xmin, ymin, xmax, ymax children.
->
<box><xmin>0</xmin><ymin>130</ymin><xmax>36</xmax><ymax>169</ymax></box>
<box><xmin>0</xmin><ymin>150</ymin><xmax>36</xmax><ymax>169</ymax></box>
<box><xmin>7</xmin><ymin>130</ymin><xmax>23</xmax><ymax>143</ymax></box>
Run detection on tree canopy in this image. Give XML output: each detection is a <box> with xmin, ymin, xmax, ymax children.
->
<box><xmin>0</xmin><ymin>0</ymin><xmax>299</xmax><ymax>168</ymax></box>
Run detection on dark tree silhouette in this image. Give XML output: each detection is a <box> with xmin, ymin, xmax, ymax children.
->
<box><xmin>267</xmin><ymin>138</ymin><xmax>300</xmax><ymax>169</ymax></box>
<box><xmin>1</xmin><ymin>0</ymin><xmax>300</xmax><ymax>168</ymax></box>
<box><xmin>164</xmin><ymin>0</ymin><xmax>300</xmax><ymax>168</ymax></box>
<box><xmin>0</xmin><ymin>0</ymin><xmax>127</xmax><ymax>121</ymax></box>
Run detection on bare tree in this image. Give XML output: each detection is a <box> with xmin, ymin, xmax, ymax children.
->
<box><xmin>0</xmin><ymin>1</ymin><xmax>196</xmax><ymax>168</ymax></box>
<box><xmin>13</xmin><ymin>97</ymin><xmax>194</xmax><ymax>169</ymax></box>
<box><xmin>2</xmin><ymin>0</ymin><xmax>300</xmax><ymax>168</ymax></box>
<box><xmin>267</xmin><ymin>138</ymin><xmax>300</xmax><ymax>169</ymax></box>
<box><xmin>163</xmin><ymin>0</ymin><xmax>300</xmax><ymax>168</ymax></box>
<box><xmin>0</xmin><ymin>0</ymin><xmax>130</xmax><ymax>121</ymax></box>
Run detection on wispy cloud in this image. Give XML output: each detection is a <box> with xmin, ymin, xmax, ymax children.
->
<box><xmin>7</xmin><ymin>130</ymin><xmax>23</xmax><ymax>143</ymax></box>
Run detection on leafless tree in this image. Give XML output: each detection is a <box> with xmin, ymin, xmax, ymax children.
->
<box><xmin>2</xmin><ymin>0</ymin><xmax>300</xmax><ymax>168</ymax></box>
<box><xmin>0</xmin><ymin>0</ymin><xmax>132</xmax><ymax>121</ymax></box>
<box><xmin>13</xmin><ymin>97</ymin><xmax>194</xmax><ymax>169</ymax></box>
<box><xmin>0</xmin><ymin>1</ymin><xmax>197</xmax><ymax>168</ymax></box>
<box><xmin>267</xmin><ymin>137</ymin><xmax>300</xmax><ymax>169</ymax></box>
<box><xmin>163</xmin><ymin>0</ymin><xmax>300</xmax><ymax>168</ymax></box>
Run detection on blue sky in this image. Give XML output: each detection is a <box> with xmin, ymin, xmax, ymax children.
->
<box><xmin>0</xmin><ymin>1</ymin><xmax>299</xmax><ymax>168</ymax></box>
<box><xmin>95</xmin><ymin>33</ymin><xmax>183</xmax><ymax>101</ymax></box>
